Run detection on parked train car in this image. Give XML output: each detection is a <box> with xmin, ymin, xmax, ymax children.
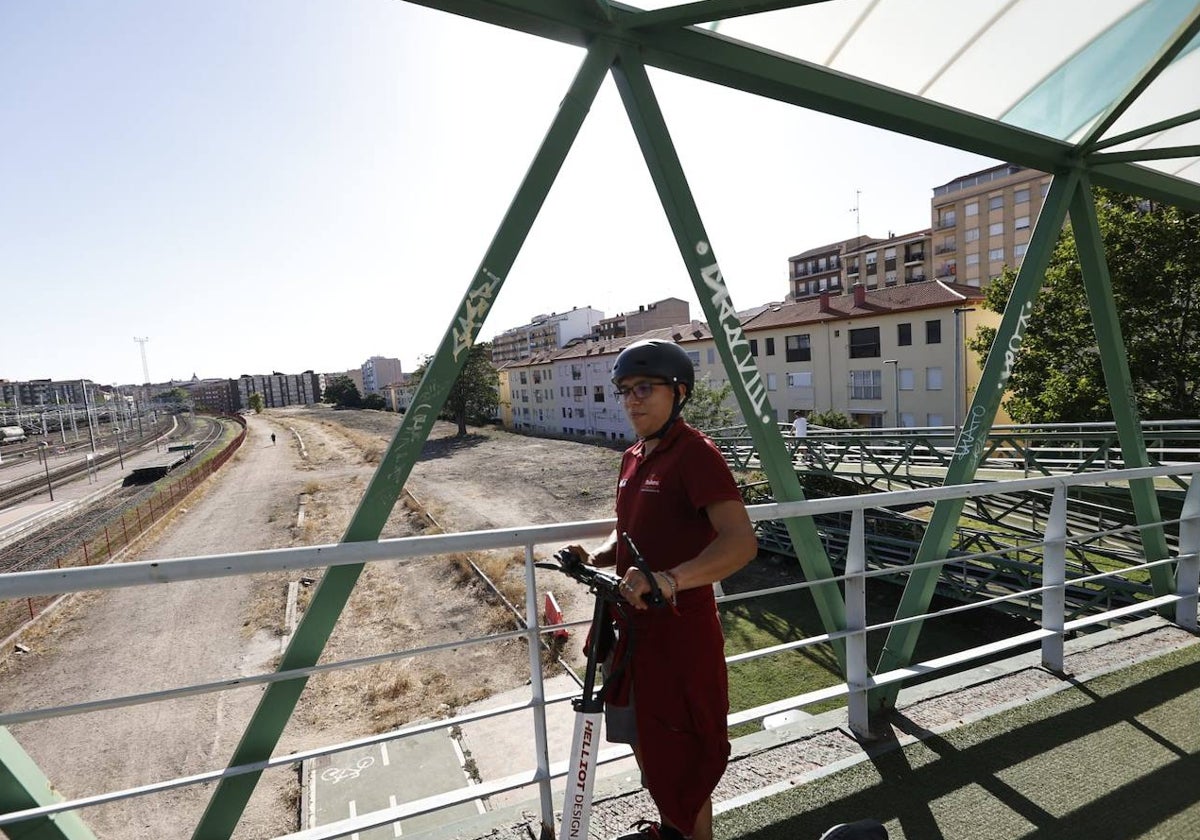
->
<box><xmin>0</xmin><ymin>426</ymin><xmax>28</xmax><ymax>445</ymax></box>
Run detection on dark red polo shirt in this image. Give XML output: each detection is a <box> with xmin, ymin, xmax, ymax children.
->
<box><xmin>611</xmin><ymin>420</ymin><xmax>744</xmax><ymax>835</ymax></box>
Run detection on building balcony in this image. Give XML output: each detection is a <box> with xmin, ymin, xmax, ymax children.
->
<box><xmin>905</xmin><ymin>252</ymin><xmax>925</xmax><ymax>263</ymax></box>
<box><xmin>935</xmin><ymin>245</ymin><xmax>957</xmax><ymax>255</ymax></box>
<box><xmin>936</xmin><ymin>218</ymin><xmax>957</xmax><ymax>230</ymax></box>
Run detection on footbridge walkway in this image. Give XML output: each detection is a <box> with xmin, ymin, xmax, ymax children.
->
<box><xmin>2</xmin><ymin>462</ymin><xmax>1198</xmax><ymax>839</ymax></box>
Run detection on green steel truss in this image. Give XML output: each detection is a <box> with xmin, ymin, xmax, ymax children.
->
<box><xmin>7</xmin><ymin>2</ymin><xmax>1200</xmax><ymax>835</ymax></box>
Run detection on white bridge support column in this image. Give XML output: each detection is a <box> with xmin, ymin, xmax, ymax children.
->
<box><xmin>1175</xmin><ymin>478</ymin><xmax>1200</xmax><ymax>630</ymax></box>
<box><xmin>846</xmin><ymin>509</ymin><xmax>870</xmax><ymax>737</ymax></box>
<box><xmin>1041</xmin><ymin>484</ymin><xmax>1069</xmax><ymax>672</ymax></box>
<box><xmin>522</xmin><ymin>543</ymin><xmax>556</xmax><ymax>835</ymax></box>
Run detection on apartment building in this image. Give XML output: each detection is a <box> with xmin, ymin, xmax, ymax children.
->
<box><xmin>184</xmin><ymin>378</ymin><xmax>240</xmax><ymax>414</ymax></box>
<box><xmin>236</xmin><ymin>371</ymin><xmax>322</xmax><ymax>409</ymax></box>
<box><xmin>490</xmin><ymin>307</ymin><xmax>604</xmax><ymax>364</ymax></box>
<box><xmin>362</xmin><ymin>356</ymin><xmax>404</xmax><ymax>395</ymax></box>
<box><xmin>743</xmin><ymin>281</ymin><xmax>998</xmax><ymax>428</ymax></box>
<box><xmin>591</xmin><ymin>297</ymin><xmax>691</xmax><ymax>341</ymax></box>
<box><xmin>0</xmin><ymin>379</ymin><xmax>98</xmax><ymax>409</ymax></box>
<box><xmin>930</xmin><ymin>164</ymin><xmax>1053</xmax><ymax>286</ymax></box>
<box><xmin>498</xmin><ymin>281</ymin><xmax>1001</xmax><ymax>438</ymax></box>
<box><xmin>790</xmin><ymin>232</ymin><xmax>935</xmax><ymax>301</ymax></box>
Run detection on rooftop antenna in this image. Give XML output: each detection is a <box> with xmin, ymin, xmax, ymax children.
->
<box><xmin>134</xmin><ymin>336</ymin><xmax>151</xmax><ymax>385</ymax></box>
<box><xmin>849</xmin><ymin>189</ymin><xmax>861</xmax><ymax>243</ymax></box>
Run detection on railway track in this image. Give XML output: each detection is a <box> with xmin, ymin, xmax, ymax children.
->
<box><xmin>0</xmin><ymin>415</ymin><xmax>219</xmax><ymax>508</ymax></box>
<box><xmin>0</xmin><ymin>415</ymin><xmax>228</xmax><ymax>570</ymax></box>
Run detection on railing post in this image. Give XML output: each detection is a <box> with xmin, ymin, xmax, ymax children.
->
<box><xmin>523</xmin><ymin>543</ymin><xmax>555</xmax><ymax>834</ymax></box>
<box><xmin>1041</xmin><ymin>484</ymin><xmax>1068</xmax><ymax>672</ymax></box>
<box><xmin>1175</xmin><ymin>477</ymin><xmax>1200</xmax><ymax>630</ymax></box>
<box><xmin>846</xmin><ymin>508</ymin><xmax>870</xmax><ymax>737</ymax></box>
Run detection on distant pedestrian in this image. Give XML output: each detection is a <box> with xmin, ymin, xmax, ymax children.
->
<box><xmin>791</xmin><ymin>413</ymin><xmax>809</xmax><ymax>463</ymax></box>
<box><xmin>271</xmin><ymin>433</ymin><xmax>276</xmax><ymax>445</ymax></box>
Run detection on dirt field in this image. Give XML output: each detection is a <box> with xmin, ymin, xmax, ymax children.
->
<box><xmin>0</xmin><ymin>405</ymin><xmax>624</xmax><ymax>838</ymax></box>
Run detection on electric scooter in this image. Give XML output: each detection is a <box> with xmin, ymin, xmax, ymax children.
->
<box><xmin>536</xmin><ymin>533</ymin><xmax>666</xmax><ymax>840</ymax></box>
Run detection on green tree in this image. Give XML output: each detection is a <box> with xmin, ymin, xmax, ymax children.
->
<box><xmin>362</xmin><ymin>393</ymin><xmax>387</xmax><ymax>410</ymax></box>
<box><xmin>967</xmin><ymin>188</ymin><xmax>1200</xmax><ymax>423</ymax></box>
<box><xmin>409</xmin><ymin>342</ymin><xmax>499</xmax><ymax>436</ymax></box>
<box><xmin>322</xmin><ymin>376</ymin><xmax>362</xmax><ymax>408</ymax></box>
<box><xmin>682</xmin><ymin>377</ymin><xmax>735</xmax><ymax>431</ymax></box>
<box><xmin>809</xmin><ymin>409</ymin><xmax>856</xmax><ymax>429</ymax></box>
<box><xmin>247</xmin><ymin>392</ymin><xmax>265</xmax><ymax>414</ymax></box>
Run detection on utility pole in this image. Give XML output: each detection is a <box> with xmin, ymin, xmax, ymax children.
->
<box><xmin>134</xmin><ymin>336</ymin><xmax>151</xmax><ymax>385</ymax></box>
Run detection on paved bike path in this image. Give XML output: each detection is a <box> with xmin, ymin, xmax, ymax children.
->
<box><xmin>308</xmin><ymin>730</ymin><xmax>484</xmax><ymax>837</ymax></box>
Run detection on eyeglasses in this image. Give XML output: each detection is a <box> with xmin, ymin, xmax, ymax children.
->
<box><xmin>613</xmin><ymin>381</ymin><xmax>670</xmax><ymax>400</ymax></box>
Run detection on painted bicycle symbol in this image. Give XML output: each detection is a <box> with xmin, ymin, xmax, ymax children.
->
<box><xmin>320</xmin><ymin>755</ymin><xmax>375</xmax><ymax>784</ymax></box>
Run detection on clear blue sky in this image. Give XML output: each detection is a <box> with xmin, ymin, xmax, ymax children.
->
<box><xmin>0</xmin><ymin>1</ymin><xmax>996</xmax><ymax>387</ymax></box>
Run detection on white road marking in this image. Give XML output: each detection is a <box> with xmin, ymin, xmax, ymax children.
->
<box><xmin>389</xmin><ymin>795</ymin><xmax>402</xmax><ymax>837</ymax></box>
<box><xmin>348</xmin><ymin>800</ymin><xmax>359</xmax><ymax>840</ymax></box>
<box><xmin>380</xmin><ymin>742</ymin><xmax>390</xmax><ymax>766</ymax></box>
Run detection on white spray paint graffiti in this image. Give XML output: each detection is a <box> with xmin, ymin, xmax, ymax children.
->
<box><xmin>999</xmin><ymin>300</ymin><xmax>1034</xmax><ymax>390</ymax></box>
<box><xmin>452</xmin><ymin>268</ymin><xmax>503</xmax><ymax>361</ymax></box>
<box><xmin>952</xmin><ymin>299</ymin><xmax>1034</xmax><ymax>461</ymax></box>
<box><xmin>697</xmin><ymin>242</ymin><xmax>772</xmax><ymax>423</ymax></box>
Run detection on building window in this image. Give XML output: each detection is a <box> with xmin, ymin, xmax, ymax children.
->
<box><xmin>848</xmin><ymin>326</ymin><xmax>881</xmax><ymax>358</ymax></box>
<box><xmin>988</xmin><ymin>221</ymin><xmax>1004</xmax><ymax>236</ymax></box>
<box><xmin>593</xmin><ymin>386</ymin><xmax>605</xmax><ymax>403</ymax></box>
<box><xmin>899</xmin><ymin>368</ymin><xmax>915</xmax><ymax>390</ymax></box>
<box><xmin>927</xmin><ymin>367</ymin><xmax>944</xmax><ymax>390</ymax></box>
<box><xmin>1014</xmin><ymin>243</ymin><xmax>1028</xmax><ymax>259</ymax></box>
<box><xmin>849</xmin><ymin>369</ymin><xmax>883</xmax><ymax>400</ymax></box>
<box><xmin>898</xmin><ymin>323</ymin><xmax>912</xmax><ymax>346</ymax></box>
<box><xmin>767</xmin><ymin>373</ymin><xmax>777</xmax><ymax>391</ymax></box>
<box><xmin>988</xmin><ymin>195</ymin><xmax>1004</xmax><ymax>211</ymax></box>
<box><xmin>989</xmin><ymin>247</ymin><xmax>1005</xmax><ymax>262</ymax></box>
<box><xmin>965</xmin><ymin>202</ymin><xmax>979</xmax><ymax>216</ymax></box>
<box><xmin>786</xmin><ymin>334</ymin><xmax>811</xmax><ymax>362</ymax></box>
<box><xmin>765</xmin><ymin>337</ymin><xmax>776</xmax><ymax>356</ymax></box>
<box><xmin>938</xmin><ymin>209</ymin><xmax>956</xmax><ymax>228</ymax></box>
<box><xmin>965</xmin><ymin>227</ymin><xmax>980</xmax><ymax>243</ymax></box>
<box><xmin>1015</xmin><ymin>188</ymin><xmax>1031</xmax><ymax>204</ymax></box>
<box><xmin>519</xmin><ymin>372</ymin><xmax>528</xmax><ymax>385</ymax></box>
<box><xmin>1015</xmin><ymin>215</ymin><xmax>1030</xmax><ymax>230</ymax></box>
<box><xmin>926</xmin><ymin>319</ymin><xmax>942</xmax><ymax>344</ymax></box>
<box><xmin>787</xmin><ymin>371</ymin><xmax>813</xmax><ymax>388</ymax></box>
<box><xmin>687</xmin><ymin>351</ymin><xmax>700</xmax><ymax>367</ymax></box>
<box><xmin>966</xmin><ymin>252</ymin><xmax>980</xmax><ymax>266</ymax></box>
<box><xmin>749</xmin><ymin>339</ymin><xmax>759</xmax><ymax>356</ymax></box>
<box><xmin>707</xmin><ymin>348</ymin><xmax>715</xmax><ymax>365</ymax></box>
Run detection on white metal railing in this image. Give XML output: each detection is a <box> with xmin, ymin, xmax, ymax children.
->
<box><xmin>1</xmin><ymin>464</ymin><xmax>1198</xmax><ymax>838</ymax></box>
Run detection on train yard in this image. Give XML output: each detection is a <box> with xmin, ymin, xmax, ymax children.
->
<box><xmin>0</xmin><ymin>414</ymin><xmax>231</xmax><ymax>577</ymax></box>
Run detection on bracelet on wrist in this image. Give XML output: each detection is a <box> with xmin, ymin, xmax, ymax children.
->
<box><xmin>660</xmin><ymin>570</ymin><xmax>679</xmax><ymax>605</ymax></box>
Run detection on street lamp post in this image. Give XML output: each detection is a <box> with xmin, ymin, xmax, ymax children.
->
<box><xmin>884</xmin><ymin>359</ymin><xmax>899</xmax><ymax>428</ymax></box>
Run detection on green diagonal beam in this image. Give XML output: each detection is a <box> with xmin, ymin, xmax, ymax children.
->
<box><xmin>870</xmin><ymin>169</ymin><xmax>1081</xmax><ymax>714</ymax></box>
<box><xmin>610</xmin><ymin>47</ymin><xmax>847</xmax><ymax>661</ymax></box>
<box><xmin>627</xmin><ymin>0</ymin><xmax>830</xmax><ymax>31</ymax></box>
<box><xmin>192</xmin><ymin>42</ymin><xmax>617</xmax><ymax>839</ymax></box>
<box><xmin>0</xmin><ymin>727</ymin><xmax>97</xmax><ymax>840</ymax></box>
<box><xmin>1068</xmin><ymin>176</ymin><xmax>1174</xmax><ymax>596</ymax></box>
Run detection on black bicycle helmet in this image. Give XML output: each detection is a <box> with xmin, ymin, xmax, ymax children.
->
<box><xmin>611</xmin><ymin>339</ymin><xmax>695</xmax><ymax>391</ymax></box>
<box><xmin>611</xmin><ymin>339</ymin><xmax>695</xmax><ymax>439</ymax></box>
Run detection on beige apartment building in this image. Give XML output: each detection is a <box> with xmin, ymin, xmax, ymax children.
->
<box><xmin>496</xmin><ymin>281</ymin><xmax>1002</xmax><ymax>438</ymax></box>
<box><xmin>930</xmin><ymin>164</ymin><xmax>1053</xmax><ymax>286</ymax></box>
<box><xmin>790</xmin><ymin>231</ymin><xmax>933</xmax><ymax>300</ymax></box>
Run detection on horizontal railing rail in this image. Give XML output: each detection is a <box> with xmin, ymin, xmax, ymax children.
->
<box><xmin>1</xmin><ymin>463</ymin><xmax>1197</xmax><ymax>838</ymax></box>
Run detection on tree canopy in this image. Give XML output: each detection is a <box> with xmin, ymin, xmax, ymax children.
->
<box><xmin>967</xmin><ymin>188</ymin><xmax>1200</xmax><ymax>424</ymax></box>
<box><xmin>322</xmin><ymin>376</ymin><xmax>362</xmax><ymax>408</ymax></box>
<box><xmin>247</xmin><ymin>392</ymin><xmax>264</xmax><ymax>414</ymax></box>
<box><xmin>410</xmin><ymin>342</ymin><xmax>499</xmax><ymax>436</ymax></box>
<box><xmin>682</xmin><ymin>377</ymin><xmax>735</xmax><ymax>431</ymax></box>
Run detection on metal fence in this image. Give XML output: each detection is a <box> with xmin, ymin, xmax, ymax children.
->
<box><xmin>0</xmin><ymin>462</ymin><xmax>1197</xmax><ymax>838</ymax></box>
